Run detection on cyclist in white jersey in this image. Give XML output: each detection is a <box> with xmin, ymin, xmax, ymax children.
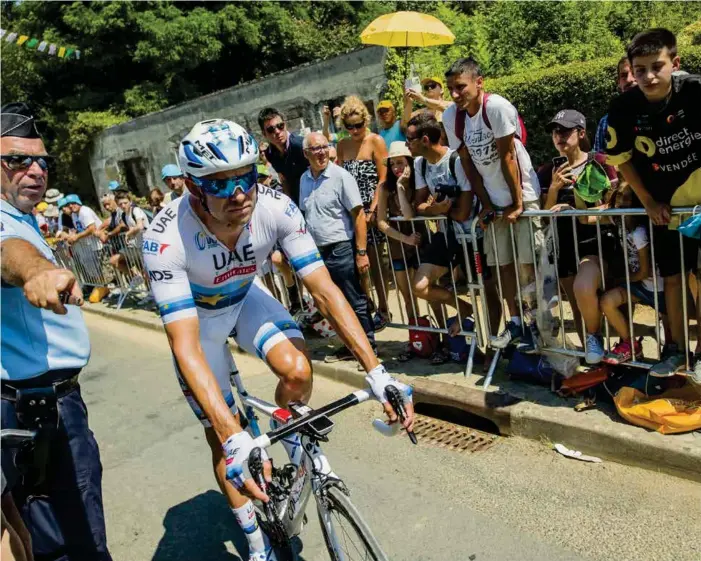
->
<box><xmin>142</xmin><ymin>119</ymin><xmax>413</xmax><ymax>561</ymax></box>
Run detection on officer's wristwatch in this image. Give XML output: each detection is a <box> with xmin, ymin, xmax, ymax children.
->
<box><xmin>356</xmin><ymin>249</ymin><xmax>367</xmax><ymax>256</ymax></box>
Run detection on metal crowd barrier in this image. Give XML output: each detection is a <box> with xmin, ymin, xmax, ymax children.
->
<box><xmin>482</xmin><ymin>206</ymin><xmax>698</xmax><ymax>383</ymax></box>
<box><xmin>53</xmin><ymin>231</ymin><xmax>150</xmax><ymax>310</ymax></box>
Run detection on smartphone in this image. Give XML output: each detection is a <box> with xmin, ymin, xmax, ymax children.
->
<box><xmin>552</xmin><ymin>156</ymin><xmax>568</xmax><ymax>169</ymax></box>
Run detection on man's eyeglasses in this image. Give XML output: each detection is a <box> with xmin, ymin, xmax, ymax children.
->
<box><xmin>191</xmin><ymin>168</ymin><xmax>259</xmax><ymax>198</ymax></box>
<box><xmin>305</xmin><ymin>145</ymin><xmax>329</xmax><ymax>155</ymax></box>
<box><xmin>1</xmin><ymin>154</ymin><xmax>53</xmax><ymax>171</ymax></box>
<box><xmin>423</xmin><ymin>82</ymin><xmax>440</xmax><ymax>91</ymax></box>
<box><xmin>344</xmin><ymin>121</ymin><xmax>365</xmax><ymax>131</ymax></box>
<box><xmin>265</xmin><ymin>122</ymin><xmax>286</xmax><ymax>134</ymax></box>
<box><xmin>405</xmin><ymin>136</ymin><xmax>418</xmax><ymax>145</ymax></box>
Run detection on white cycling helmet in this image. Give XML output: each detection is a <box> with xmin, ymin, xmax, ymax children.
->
<box><xmin>178</xmin><ymin>119</ymin><xmax>259</xmax><ymax>179</ymax></box>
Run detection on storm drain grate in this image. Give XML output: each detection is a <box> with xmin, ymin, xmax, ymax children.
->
<box><xmin>413</xmin><ymin>415</ymin><xmax>499</xmax><ymax>453</ymax></box>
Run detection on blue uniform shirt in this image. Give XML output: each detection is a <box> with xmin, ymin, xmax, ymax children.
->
<box><xmin>1</xmin><ymin>200</ymin><xmax>90</xmax><ymax>381</ymax></box>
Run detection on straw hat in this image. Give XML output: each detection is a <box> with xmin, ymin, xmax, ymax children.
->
<box><xmin>43</xmin><ymin>204</ymin><xmax>59</xmax><ymax>218</ymax></box>
<box><xmin>386</xmin><ymin>141</ymin><xmax>411</xmax><ymax>162</ymax></box>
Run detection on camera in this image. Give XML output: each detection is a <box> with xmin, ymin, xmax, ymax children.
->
<box><xmin>434</xmin><ymin>183</ymin><xmax>459</xmax><ymax>202</ymax></box>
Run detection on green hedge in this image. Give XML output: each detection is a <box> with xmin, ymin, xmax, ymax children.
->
<box><xmin>483</xmin><ymin>45</ymin><xmax>701</xmax><ymax>167</ymax></box>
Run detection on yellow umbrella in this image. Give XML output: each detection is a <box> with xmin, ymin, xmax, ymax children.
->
<box><xmin>360</xmin><ymin>11</ymin><xmax>455</xmax><ymax>48</ymax></box>
<box><xmin>360</xmin><ymin>11</ymin><xmax>454</xmax><ymax>80</ymax></box>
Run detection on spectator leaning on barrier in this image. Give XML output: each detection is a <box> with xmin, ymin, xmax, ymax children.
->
<box><xmin>259</xmin><ymin>107</ymin><xmax>309</xmax><ymax>206</ymax></box>
<box><xmin>109</xmin><ymin>191</ymin><xmax>150</xmax><ymax>277</ymax></box>
<box><xmin>34</xmin><ymin>200</ymin><xmax>48</xmax><ymax>235</ymax></box>
<box><xmin>376</xmin><ymin>100</ymin><xmax>406</xmax><ymax>149</ymax></box>
<box><xmin>97</xmin><ymin>192</ymin><xmax>126</xmax><ymax>242</ymax></box>
<box><xmin>299</xmin><ymin>132</ymin><xmax>377</xmax><ymax>362</ymax></box>
<box><xmin>43</xmin><ymin>203</ymin><xmax>59</xmax><ymax>235</ymax></box>
<box><xmin>161</xmin><ymin>164</ymin><xmax>186</xmax><ymax>204</ymax></box>
<box><xmin>539</xmin><ymin>109</ymin><xmax>619</xmax><ymax>349</ymax></box>
<box><xmin>148</xmin><ymin>188</ymin><xmax>166</xmax><ymax>216</ymax></box>
<box><xmin>0</xmin><ymin>102</ymin><xmax>112</xmax><ymax>561</ymax></box>
<box><xmin>605</xmin><ymin>28</ymin><xmax>701</xmax><ymax>379</ymax></box>
<box><xmin>66</xmin><ymin>194</ymin><xmax>100</xmax><ymax>246</ymax></box>
<box><xmin>444</xmin><ymin>57</ymin><xmax>542</xmax><ymax>352</ymax></box>
<box><xmin>56</xmin><ymin>196</ymin><xmax>74</xmax><ymax>235</ymax></box>
<box><xmin>406</xmin><ymin>112</ymin><xmax>476</xmax><ymax>344</ymax></box>
<box><xmin>593</xmin><ymin>56</ymin><xmax>638</xmax><ymax>154</ymax></box>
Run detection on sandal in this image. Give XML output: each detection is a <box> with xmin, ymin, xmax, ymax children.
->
<box><xmin>430</xmin><ymin>350</ymin><xmax>449</xmax><ymax>365</ymax></box>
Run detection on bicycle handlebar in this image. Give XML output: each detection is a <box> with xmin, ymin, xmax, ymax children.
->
<box><xmin>250</xmin><ymin>385</ymin><xmax>416</xmax><ymax>451</ymax></box>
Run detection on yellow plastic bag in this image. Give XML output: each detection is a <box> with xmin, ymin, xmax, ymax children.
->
<box><xmin>614</xmin><ymin>386</ymin><xmax>701</xmax><ymax>434</ymax></box>
<box><xmin>88</xmin><ymin>286</ymin><xmax>110</xmax><ymax>304</ymax></box>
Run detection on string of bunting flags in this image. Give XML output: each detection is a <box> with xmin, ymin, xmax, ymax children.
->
<box><xmin>1</xmin><ymin>28</ymin><xmax>80</xmax><ymax>59</ymax></box>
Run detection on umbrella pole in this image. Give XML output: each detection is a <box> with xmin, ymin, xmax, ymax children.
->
<box><xmin>404</xmin><ymin>47</ymin><xmax>409</xmax><ymax>81</ymax></box>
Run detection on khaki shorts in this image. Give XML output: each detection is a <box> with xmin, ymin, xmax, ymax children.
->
<box><xmin>484</xmin><ymin>200</ymin><xmax>542</xmax><ymax>267</ymax></box>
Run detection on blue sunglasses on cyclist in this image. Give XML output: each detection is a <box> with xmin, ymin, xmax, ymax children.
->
<box><xmin>190</xmin><ymin>166</ymin><xmax>259</xmax><ymax>198</ymax></box>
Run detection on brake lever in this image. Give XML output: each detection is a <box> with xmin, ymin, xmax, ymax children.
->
<box><xmin>384</xmin><ymin>386</ymin><xmax>417</xmax><ymax>445</ymax></box>
<box><xmin>248</xmin><ymin>447</ymin><xmax>268</xmax><ymax>494</ymax></box>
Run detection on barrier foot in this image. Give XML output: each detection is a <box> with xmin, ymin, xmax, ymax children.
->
<box><xmin>483</xmin><ymin>348</ymin><xmax>501</xmax><ymax>388</ymax></box>
<box><xmin>465</xmin><ymin>337</ymin><xmax>477</xmax><ymax>379</ymax></box>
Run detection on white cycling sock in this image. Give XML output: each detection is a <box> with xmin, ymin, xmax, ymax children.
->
<box><xmin>270</xmin><ymin>418</ymin><xmax>303</xmax><ymax>466</ymax></box>
<box><xmin>232</xmin><ymin>501</ymin><xmax>267</xmax><ymax>554</ymax></box>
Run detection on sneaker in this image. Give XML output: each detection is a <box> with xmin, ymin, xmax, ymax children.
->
<box><xmin>324</xmin><ymin>346</ymin><xmax>354</xmax><ymax>363</ymax></box>
<box><xmin>692</xmin><ymin>353</ymin><xmax>701</xmax><ymax>386</ymax></box>
<box><xmin>492</xmin><ymin>321</ymin><xmax>524</xmax><ymax>350</ymax></box>
<box><xmin>604</xmin><ymin>338</ymin><xmax>642</xmax><ymax>365</ymax></box>
<box><xmin>649</xmin><ymin>344</ymin><xmax>686</xmax><ymax>378</ymax></box>
<box><xmin>585</xmin><ymin>334</ymin><xmax>605</xmax><ymax>365</ymax></box>
<box><xmin>288</xmin><ymin>300</ymin><xmax>302</xmax><ymax>317</ymax></box>
<box><xmin>373</xmin><ymin>311</ymin><xmax>389</xmax><ymax>333</ymax></box>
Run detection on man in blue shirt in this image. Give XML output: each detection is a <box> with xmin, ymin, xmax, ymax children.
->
<box><xmin>0</xmin><ymin>103</ymin><xmax>112</xmax><ymax>560</ymax></box>
<box><xmin>376</xmin><ymin>100</ymin><xmax>406</xmax><ymax>149</ymax></box>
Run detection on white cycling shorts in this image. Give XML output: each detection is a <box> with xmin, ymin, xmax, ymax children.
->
<box><xmin>173</xmin><ymin>280</ymin><xmax>303</xmax><ymax>427</ymax></box>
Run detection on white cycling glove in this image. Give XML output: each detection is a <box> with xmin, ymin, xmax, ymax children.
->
<box><xmin>222</xmin><ymin>431</ymin><xmax>269</xmax><ymax>489</ymax></box>
<box><xmin>365</xmin><ymin>364</ymin><xmax>413</xmax><ymax>405</ymax></box>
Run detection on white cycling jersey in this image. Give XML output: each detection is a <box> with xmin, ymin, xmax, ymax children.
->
<box><xmin>142</xmin><ymin>185</ymin><xmax>323</xmax><ymax>327</ymax></box>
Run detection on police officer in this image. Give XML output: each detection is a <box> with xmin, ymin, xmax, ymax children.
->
<box><xmin>0</xmin><ymin>103</ymin><xmax>112</xmax><ymax>560</ymax></box>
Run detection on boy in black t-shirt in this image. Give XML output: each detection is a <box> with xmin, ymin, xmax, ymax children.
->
<box><xmin>606</xmin><ymin>28</ymin><xmax>701</xmax><ymax>379</ymax></box>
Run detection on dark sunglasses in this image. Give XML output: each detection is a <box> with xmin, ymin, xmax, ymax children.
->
<box><xmin>405</xmin><ymin>136</ymin><xmax>419</xmax><ymax>144</ymax></box>
<box><xmin>344</xmin><ymin>121</ymin><xmax>365</xmax><ymax>131</ymax></box>
<box><xmin>377</xmin><ymin>108</ymin><xmax>391</xmax><ymax>115</ymax></box>
<box><xmin>423</xmin><ymin>82</ymin><xmax>440</xmax><ymax>91</ymax></box>
<box><xmin>265</xmin><ymin>122</ymin><xmax>286</xmax><ymax>134</ymax></box>
<box><xmin>1</xmin><ymin>154</ymin><xmax>53</xmax><ymax>171</ymax></box>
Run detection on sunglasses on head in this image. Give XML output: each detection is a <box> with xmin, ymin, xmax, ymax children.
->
<box><xmin>423</xmin><ymin>82</ymin><xmax>440</xmax><ymax>91</ymax></box>
<box><xmin>1</xmin><ymin>154</ymin><xmax>53</xmax><ymax>171</ymax></box>
<box><xmin>265</xmin><ymin>122</ymin><xmax>286</xmax><ymax>134</ymax></box>
<box><xmin>191</xmin><ymin>168</ymin><xmax>259</xmax><ymax>198</ymax></box>
<box><xmin>345</xmin><ymin>121</ymin><xmax>365</xmax><ymax>131</ymax></box>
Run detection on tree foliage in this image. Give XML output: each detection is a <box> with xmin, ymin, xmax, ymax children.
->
<box><xmin>1</xmin><ymin>0</ymin><xmax>699</xmax><ymax>197</ymax></box>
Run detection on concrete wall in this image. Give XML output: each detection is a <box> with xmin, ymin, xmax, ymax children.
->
<box><xmin>89</xmin><ymin>46</ymin><xmax>387</xmax><ymax>199</ymax></box>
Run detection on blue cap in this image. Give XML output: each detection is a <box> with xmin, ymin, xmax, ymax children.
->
<box><xmin>108</xmin><ymin>180</ymin><xmax>121</xmax><ymax>191</ymax></box>
<box><xmin>65</xmin><ymin>194</ymin><xmax>82</xmax><ymax>205</ymax></box>
<box><xmin>57</xmin><ymin>197</ymin><xmax>69</xmax><ymax>209</ymax></box>
<box><xmin>161</xmin><ymin>164</ymin><xmax>183</xmax><ymax>180</ymax></box>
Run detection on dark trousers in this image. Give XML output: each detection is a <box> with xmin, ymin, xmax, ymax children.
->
<box><xmin>1</xmin><ymin>376</ymin><xmax>111</xmax><ymax>561</ymax></box>
<box><xmin>319</xmin><ymin>239</ymin><xmax>376</xmax><ymax>348</ymax></box>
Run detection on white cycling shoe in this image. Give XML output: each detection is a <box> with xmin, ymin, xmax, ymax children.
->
<box><xmin>249</xmin><ymin>548</ymin><xmax>277</xmax><ymax>561</ymax></box>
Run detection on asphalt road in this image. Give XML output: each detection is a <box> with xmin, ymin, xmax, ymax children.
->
<box><xmin>82</xmin><ymin>313</ymin><xmax>701</xmax><ymax>561</ymax></box>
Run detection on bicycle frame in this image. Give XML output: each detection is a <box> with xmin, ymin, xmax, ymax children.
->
<box><xmin>229</xmin><ymin>370</ymin><xmax>374</xmax><ymax>539</ymax></box>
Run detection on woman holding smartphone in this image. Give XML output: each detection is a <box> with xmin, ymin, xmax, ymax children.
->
<box><xmin>538</xmin><ymin>109</ymin><xmax>618</xmax><ymax>355</ymax></box>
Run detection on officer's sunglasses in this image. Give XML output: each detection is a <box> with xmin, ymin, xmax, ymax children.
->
<box><xmin>1</xmin><ymin>154</ymin><xmax>53</xmax><ymax>171</ymax></box>
<box><xmin>191</xmin><ymin>167</ymin><xmax>259</xmax><ymax>199</ymax></box>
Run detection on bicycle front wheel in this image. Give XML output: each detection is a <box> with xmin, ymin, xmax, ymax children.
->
<box><xmin>317</xmin><ymin>486</ymin><xmax>389</xmax><ymax>561</ymax></box>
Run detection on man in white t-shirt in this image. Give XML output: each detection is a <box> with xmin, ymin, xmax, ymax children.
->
<box><xmin>406</xmin><ymin>112</ymin><xmax>475</xmax><ymax>337</ymax></box>
<box><xmin>109</xmin><ymin>191</ymin><xmax>151</xmax><ymax>277</ymax></box>
<box><xmin>65</xmin><ymin>194</ymin><xmax>104</xmax><ymax>285</ymax></box>
<box><xmin>443</xmin><ymin>57</ymin><xmax>542</xmax><ymax>351</ymax></box>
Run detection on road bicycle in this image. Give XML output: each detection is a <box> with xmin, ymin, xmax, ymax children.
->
<box><xmin>230</xmin><ymin>370</ymin><xmax>415</xmax><ymax>561</ymax></box>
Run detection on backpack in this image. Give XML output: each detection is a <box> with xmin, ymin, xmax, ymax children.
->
<box><xmin>455</xmin><ymin>92</ymin><xmax>528</xmax><ymax>147</ymax></box>
<box><xmin>420</xmin><ymin>150</ymin><xmax>459</xmax><ymax>187</ymax></box>
<box><xmin>445</xmin><ymin>316</ymin><xmax>475</xmax><ymax>362</ymax></box>
<box><xmin>408</xmin><ymin>316</ymin><xmax>440</xmax><ymax>358</ymax></box>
